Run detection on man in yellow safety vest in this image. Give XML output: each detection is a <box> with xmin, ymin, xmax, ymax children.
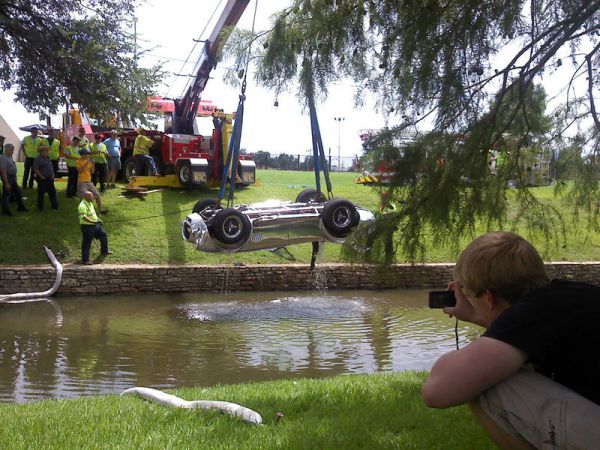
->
<box><xmin>20</xmin><ymin>126</ymin><xmax>43</xmax><ymax>189</ymax></box>
<box><xmin>42</xmin><ymin>128</ymin><xmax>61</xmax><ymax>178</ymax></box>
<box><xmin>133</xmin><ymin>128</ymin><xmax>159</xmax><ymax>176</ymax></box>
<box><xmin>78</xmin><ymin>190</ymin><xmax>111</xmax><ymax>265</ymax></box>
<box><xmin>91</xmin><ymin>133</ymin><xmax>109</xmax><ymax>192</ymax></box>
<box><xmin>64</xmin><ymin>136</ymin><xmax>81</xmax><ymax>197</ymax></box>
<box><xmin>77</xmin><ymin>126</ymin><xmax>90</xmax><ymax>151</ymax></box>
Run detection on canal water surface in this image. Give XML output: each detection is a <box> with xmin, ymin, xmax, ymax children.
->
<box><xmin>0</xmin><ymin>290</ymin><xmax>481</xmax><ymax>402</ymax></box>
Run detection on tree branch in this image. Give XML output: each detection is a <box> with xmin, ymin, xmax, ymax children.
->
<box><xmin>585</xmin><ymin>42</ymin><xmax>600</xmax><ymax>130</ymax></box>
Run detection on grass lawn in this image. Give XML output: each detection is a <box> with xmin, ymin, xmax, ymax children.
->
<box><xmin>0</xmin><ymin>166</ymin><xmax>597</xmax><ymax>265</ymax></box>
<box><xmin>0</xmin><ymin>371</ymin><xmax>494</xmax><ymax>449</ymax></box>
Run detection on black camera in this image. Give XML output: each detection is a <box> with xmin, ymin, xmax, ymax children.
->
<box><xmin>428</xmin><ymin>290</ymin><xmax>456</xmax><ymax>308</ymax></box>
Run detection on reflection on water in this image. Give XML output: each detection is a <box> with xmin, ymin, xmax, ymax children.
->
<box><xmin>0</xmin><ymin>290</ymin><xmax>481</xmax><ymax>403</ymax></box>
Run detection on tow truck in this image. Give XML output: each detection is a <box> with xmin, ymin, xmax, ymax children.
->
<box><xmin>133</xmin><ymin>0</ymin><xmax>255</xmax><ymax>188</ymax></box>
<box><xmin>59</xmin><ymin>0</ymin><xmax>256</xmax><ymax>189</ymax></box>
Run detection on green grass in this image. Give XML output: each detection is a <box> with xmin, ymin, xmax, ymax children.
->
<box><xmin>0</xmin><ymin>371</ymin><xmax>494</xmax><ymax>449</ymax></box>
<box><xmin>0</xmin><ymin>166</ymin><xmax>598</xmax><ymax>264</ymax></box>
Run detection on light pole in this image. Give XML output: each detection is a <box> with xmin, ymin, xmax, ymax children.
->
<box><xmin>133</xmin><ymin>16</ymin><xmax>138</xmax><ymax>63</ymax></box>
<box><xmin>333</xmin><ymin>116</ymin><xmax>345</xmax><ymax>170</ymax></box>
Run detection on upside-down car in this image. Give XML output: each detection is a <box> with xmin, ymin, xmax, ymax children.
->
<box><xmin>181</xmin><ymin>189</ymin><xmax>374</xmax><ymax>252</ymax></box>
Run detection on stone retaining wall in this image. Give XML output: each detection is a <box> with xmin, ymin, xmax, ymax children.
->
<box><xmin>1</xmin><ymin>262</ymin><xmax>598</xmax><ymax>297</ymax></box>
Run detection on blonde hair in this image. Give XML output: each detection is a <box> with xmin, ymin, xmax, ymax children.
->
<box><xmin>454</xmin><ymin>231</ymin><xmax>549</xmax><ymax>304</ymax></box>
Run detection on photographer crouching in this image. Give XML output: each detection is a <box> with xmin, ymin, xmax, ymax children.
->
<box><xmin>423</xmin><ymin>231</ymin><xmax>600</xmax><ymax>449</ymax></box>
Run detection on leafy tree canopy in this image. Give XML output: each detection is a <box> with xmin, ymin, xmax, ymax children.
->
<box><xmin>228</xmin><ymin>0</ymin><xmax>599</xmax><ymax>262</ymax></box>
<box><xmin>0</xmin><ymin>0</ymin><xmax>163</xmax><ymax>124</ymax></box>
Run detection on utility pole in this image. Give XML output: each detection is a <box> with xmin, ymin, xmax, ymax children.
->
<box><xmin>133</xmin><ymin>16</ymin><xmax>138</xmax><ymax>63</ymax></box>
<box><xmin>333</xmin><ymin>116</ymin><xmax>345</xmax><ymax>171</ymax></box>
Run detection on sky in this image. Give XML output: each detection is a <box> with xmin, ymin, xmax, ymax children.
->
<box><xmin>133</xmin><ymin>0</ymin><xmax>387</xmax><ymax>165</ymax></box>
<box><xmin>0</xmin><ymin>0</ymin><xmax>386</xmax><ymax>167</ymax></box>
<box><xmin>0</xmin><ymin>1</ymin><xmax>594</xmax><ymax>160</ymax></box>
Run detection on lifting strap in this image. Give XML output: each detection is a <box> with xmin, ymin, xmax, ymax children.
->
<box><xmin>217</xmin><ymin>92</ymin><xmax>246</xmax><ymax>206</ymax></box>
<box><xmin>217</xmin><ymin>0</ymin><xmax>259</xmax><ymax>207</ymax></box>
<box><xmin>308</xmin><ymin>98</ymin><xmax>333</xmax><ymax>199</ymax></box>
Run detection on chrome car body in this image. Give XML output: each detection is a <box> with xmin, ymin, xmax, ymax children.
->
<box><xmin>182</xmin><ymin>197</ymin><xmax>374</xmax><ymax>253</ymax></box>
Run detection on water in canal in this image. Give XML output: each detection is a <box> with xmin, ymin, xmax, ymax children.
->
<box><xmin>0</xmin><ymin>290</ymin><xmax>482</xmax><ymax>403</ymax></box>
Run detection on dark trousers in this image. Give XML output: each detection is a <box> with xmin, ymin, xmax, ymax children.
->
<box><xmin>51</xmin><ymin>159</ymin><xmax>59</xmax><ymax>178</ymax></box>
<box><xmin>92</xmin><ymin>163</ymin><xmax>107</xmax><ymax>192</ymax></box>
<box><xmin>37</xmin><ymin>178</ymin><xmax>58</xmax><ymax>210</ymax></box>
<box><xmin>2</xmin><ymin>175</ymin><xmax>26</xmax><ymax>213</ymax></box>
<box><xmin>134</xmin><ymin>155</ymin><xmax>158</xmax><ymax>176</ymax></box>
<box><xmin>22</xmin><ymin>157</ymin><xmax>35</xmax><ymax>188</ymax></box>
<box><xmin>67</xmin><ymin>166</ymin><xmax>78</xmax><ymax>197</ymax></box>
<box><xmin>81</xmin><ymin>224</ymin><xmax>108</xmax><ymax>263</ymax></box>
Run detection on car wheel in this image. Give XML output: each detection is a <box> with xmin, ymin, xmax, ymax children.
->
<box><xmin>321</xmin><ymin>198</ymin><xmax>360</xmax><ymax>238</ymax></box>
<box><xmin>123</xmin><ymin>156</ymin><xmax>136</xmax><ymax>183</ymax></box>
<box><xmin>178</xmin><ymin>160</ymin><xmax>192</xmax><ymax>187</ymax></box>
<box><xmin>192</xmin><ymin>198</ymin><xmax>219</xmax><ymax>217</ymax></box>
<box><xmin>295</xmin><ymin>188</ymin><xmax>326</xmax><ymax>203</ymax></box>
<box><xmin>212</xmin><ymin>208</ymin><xmax>251</xmax><ymax>246</ymax></box>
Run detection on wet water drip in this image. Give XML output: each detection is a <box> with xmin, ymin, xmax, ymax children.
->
<box><xmin>311</xmin><ymin>242</ymin><xmax>328</xmax><ymax>291</ymax></box>
<box><xmin>221</xmin><ymin>266</ymin><xmax>231</xmax><ymax>293</ymax></box>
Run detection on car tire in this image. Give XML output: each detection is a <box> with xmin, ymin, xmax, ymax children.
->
<box><xmin>192</xmin><ymin>198</ymin><xmax>219</xmax><ymax>217</ymax></box>
<box><xmin>295</xmin><ymin>188</ymin><xmax>326</xmax><ymax>203</ymax></box>
<box><xmin>177</xmin><ymin>160</ymin><xmax>192</xmax><ymax>187</ymax></box>
<box><xmin>212</xmin><ymin>208</ymin><xmax>251</xmax><ymax>246</ymax></box>
<box><xmin>321</xmin><ymin>198</ymin><xmax>360</xmax><ymax>238</ymax></box>
<box><xmin>123</xmin><ymin>156</ymin><xmax>136</xmax><ymax>183</ymax></box>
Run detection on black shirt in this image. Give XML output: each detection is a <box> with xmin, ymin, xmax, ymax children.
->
<box><xmin>484</xmin><ymin>279</ymin><xmax>600</xmax><ymax>405</ymax></box>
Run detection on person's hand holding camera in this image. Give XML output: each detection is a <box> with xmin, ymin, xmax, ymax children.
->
<box><xmin>443</xmin><ymin>281</ymin><xmax>477</xmax><ymax>324</ymax></box>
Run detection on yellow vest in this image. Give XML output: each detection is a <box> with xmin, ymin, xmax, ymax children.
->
<box><xmin>64</xmin><ymin>145</ymin><xmax>80</xmax><ymax>167</ymax></box>
<box><xmin>133</xmin><ymin>134</ymin><xmax>153</xmax><ymax>156</ymax></box>
<box><xmin>23</xmin><ymin>135</ymin><xmax>42</xmax><ymax>158</ymax></box>
<box><xmin>44</xmin><ymin>138</ymin><xmax>60</xmax><ymax>160</ymax></box>
<box><xmin>79</xmin><ymin>136</ymin><xmax>90</xmax><ymax>150</ymax></box>
<box><xmin>91</xmin><ymin>143</ymin><xmax>108</xmax><ymax>163</ymax></box>
<box><xmin>78</xmin><ymin>199</ymin><xmax>99</xmax><ymax>225</ymax></box>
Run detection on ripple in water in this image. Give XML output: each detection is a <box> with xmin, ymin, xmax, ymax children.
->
<box><xmin>177</xmin><ymin>295</ymin><xmax>371</xmax><ymax>323</ymax></box>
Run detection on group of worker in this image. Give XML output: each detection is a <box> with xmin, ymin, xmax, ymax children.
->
<box><xmin>1</xmin><ymin>125</ymin><xmax>160</xmax><ymax>264</ymax></box>
<box><xmin>0</xmin><ymin>126</ymin><xmax>119</xmax><ymax>264</ymax></box>
<box><xmin>62</xmin><ymin>127</ymin><xmax>122</xmax><ymax>197</ymax></box>
<box><xmin>1</xmin><ymin>126</ymin><xmax>118</xmax><ymax>213</ymax></box>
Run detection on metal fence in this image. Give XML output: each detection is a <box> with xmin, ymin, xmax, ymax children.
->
<box><xmin>249</xmin><ymin>151</ymin><xmax>359</xmax><ymax>172</ymax></box>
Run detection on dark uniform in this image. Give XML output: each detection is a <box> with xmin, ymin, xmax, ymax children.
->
<box><xmin>33</xmin><ymin>152</ymin><xmax>58</xmax><ymax>210</ymax></box>
<box><xmin>0</xmin><ymin>153</ymin><xmax>27</xmax><ymax>215</ymax></box>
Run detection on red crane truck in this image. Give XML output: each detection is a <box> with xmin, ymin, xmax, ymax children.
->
<box><xmin>58</xmin><ymin>0</ymin><xmax>256</xmax><ymax>188</ymax></box>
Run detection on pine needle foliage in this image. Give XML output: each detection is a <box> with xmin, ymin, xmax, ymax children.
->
<box><xmin>228</xmin><ymin>0</ymin><xmax>599</xmax><ymax>263</ymax></box>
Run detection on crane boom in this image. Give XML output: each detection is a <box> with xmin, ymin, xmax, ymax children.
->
<box><xmin>173</xmin><ymin>0</ymin><xmax>250</xmax><ymax>134</ymax></box>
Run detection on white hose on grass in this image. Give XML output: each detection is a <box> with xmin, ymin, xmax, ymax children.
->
<box><xmin>121</xmin><ymin>387</ymin><xmax>263</xmax><ymax>425</ymax></box>
<box><xmin>0</xmin><ymin>246</ymin><xmax>63</xmax><ymax>304</ymax></box>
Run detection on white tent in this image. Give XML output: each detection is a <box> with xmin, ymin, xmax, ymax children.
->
<box><xmin>0</xmin><ymin>113</ymin><xmax>24</xmax><ymax>161</ymax></box>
